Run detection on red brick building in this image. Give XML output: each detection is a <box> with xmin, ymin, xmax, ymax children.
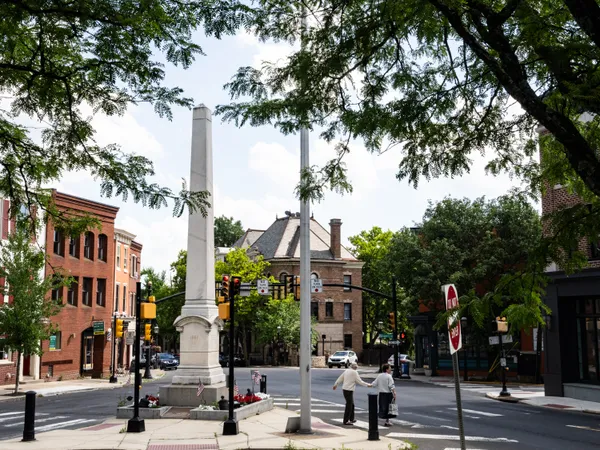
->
<box><xmin>0</xmin><ymin>200</ymin><xmax>18</xmax><ymax>384</ymax></box>
<box><xmin>234</xmin><ymin>212</ymin><xmax>364</xmax><ymax>363</ymax></box>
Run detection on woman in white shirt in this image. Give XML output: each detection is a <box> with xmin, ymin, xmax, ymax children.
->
<box><xmin>372</xmin><ymin>363</ymin><xmax>396</xmax><ymax>427</ymax></box>
<box><xmin>332</xmin><ymin>363</ymin><xmax>372</xmax><ymax>425</ymax></box>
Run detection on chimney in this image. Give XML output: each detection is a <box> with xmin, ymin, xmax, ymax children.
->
<box><xmin>329</xmin><ymin>219</ymin><xmax>342</xmax><ymax>259</ymax></box>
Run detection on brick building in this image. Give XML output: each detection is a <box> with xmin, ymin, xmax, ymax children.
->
<box><xmin>234</xmin><ymin>212</ymin><xmax>364</xmax><ymax>363</ymax></box>
<box><xmin>540</xmin><ymin>127</ymin><xmax>600</xmax><ymax>402</ymax></box>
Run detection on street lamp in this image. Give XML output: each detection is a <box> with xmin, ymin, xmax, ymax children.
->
<box><xmin>378</xmin><ymin>321</ymin><xmax>383</xmax><ymax>372</ymax></box>
<box><xmin>460</xmin><ymin>317</ymin><xmax>468</xmax><ymax>382</ymax></box>
<box><xmin>321</xmin><ymin>334</ymin><xmax>326</xmax><ymax>357</ymax></box>
<box><xmin>277</xmin><ymin>326</ymin><xmax>281</xmax><ymax>366</ymax></box>
<box><xmin>143</xmin><ymin>282</ymin><xmax>153</xmax><ymax>380</ymax></box>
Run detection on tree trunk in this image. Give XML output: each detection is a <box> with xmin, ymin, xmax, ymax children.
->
<box><xmin>14</xmin><ymin>351</ymin><xmax>21</xmax><ymax>395</ymax></box>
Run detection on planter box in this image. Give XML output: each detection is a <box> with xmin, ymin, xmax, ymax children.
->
<box><xmin>116</xmin><ymin>406</ymin><xmax>169</xmax><ymax>419</ymax></box>
<box><xmin>190</xmin><ymin>398</ymin><xmax>273</xmax><ymax>421</ymax></box>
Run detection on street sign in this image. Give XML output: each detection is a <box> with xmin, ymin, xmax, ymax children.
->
<box><xmin>379</xmin><ymin>333</ymin><xmax>394</xmax><ymax>339</ymax></box>
<box><xmin>488</xmin><ymin>335</ymin><xmax>513</xmax><ymax>345</ymax></box>
<box><xmin>388</xmin><ymin>340</ymin><xmax>400</xmax><ymax>345</ymax></box>
<box><xmin>500</xmin><ymin>358</ymin><xmax>507</xmax><ymax>367</ymax></box>
<box><xmin>310</xmin><ymin>278</ymin><xmax>323</xmax><ymax>293</ymax></box>
<box><xmin>49</xmin><ymin>335</ymin><xmax>56</xmax><ymax>350</ymax></box>
<box><xmin>443</xmin><ymin>284</ymin><xmax>462</xmax><ymax>354</ymax></box>
<box><xmin>126</xmin><ymin>331</ymin><xmax>135</xmax><ymax>345</ymax></box>
<box><xmin>93</xmin><ymin>321</ymin><xmax>105</xmax><ymax>336</ymax></box>
<box><xmin>257</xmin><ymin>279</ymin><xmax>269</xmax><ymax>295</ymax></box>
<box><xmin>240</xmin><ymin>282</ymin><xmax>251</xmax><ymax>297</ymax></box>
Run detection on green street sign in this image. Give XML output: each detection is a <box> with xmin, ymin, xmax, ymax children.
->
<box><xmin>49</xmin><ymin>335</ymin><xmax>56</xmax><ymax>350</ymax></box>
<box><xmin>93</xmin><ymin>321</ymin><xmax>105</xmax><ymax>336</ymax></box>
<box><xmin>379</xmin><ymin>333</ymin><xmax>393</xmax><ymax>339</ymax></box>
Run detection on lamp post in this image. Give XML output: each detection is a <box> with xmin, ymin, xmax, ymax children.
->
<box><xmin>109</xmin><ymin>312</ymin><xmax>121</xmax><ymax>383</ymax></box>
<box><xmin>378</xmin><ymin>321</ymin><xmax>383</xmax><ymax>371</ymax></box>
<box><xmin>143</xmin><ymin>282</ymin><xmax>153</xmax><ymax>380</ymax></box>
<box><xmin>460</xmin><ymin>317</ymin><xmax>468</xmax><ymax>382</ymax></box>
<box><xmin>276</xmin><ymin>326</ymin><xmax>281</xmax><ymax>366</ymax></box>
<box><xmin>321</xmin><ymin>334</ymin><xmax>326</xmax><ymax>357</ymax></box>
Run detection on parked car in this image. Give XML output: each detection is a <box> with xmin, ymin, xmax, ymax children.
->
<box><xmin>387</xmin><ymin>354</ymin><xmax>412</xmax><ymax>368</ymax></box>
<box><xmin>156</xmin><ymin>353</ymin><xmax>179</xmax><ymax>370</ymax></box>
<box><xmin>327</xmin><ymin>350</ymin><xmax>358</xmax><ymax>368</ymax></box>
<box><xmin>219</xmin><ymin>353</ymin><xmax>246</xmax><ymax>367</ymax></box>
<box><xmin>129</xmin><ymin>357</ymin><xmax>148</xmax><ymax>371</ymax></box>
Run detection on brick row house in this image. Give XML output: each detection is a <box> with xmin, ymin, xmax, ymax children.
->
<box><xmin>0</xmin><ymin>190</ymin><xmax>143</xmax><ymax>385</ymax></box>
<box><xmin>233</xmin><ymin>212</ymin><xmax>364</xmax><ymax>364</ymax></box>
<box><xmin>540</xmin><ymin>125</ymin><xmax>600</xmax><ymax>402</ymax></box>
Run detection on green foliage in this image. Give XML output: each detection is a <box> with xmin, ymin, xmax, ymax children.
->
<box><xmin>214</xmin><ymin>215</ymin><xmax>244</xmax><ymax>247</ymax></box>
<box><xmin>217</xmin><ymin>0</ymin><xmax>600</xmax><ymax>209</ymax></box>
<box><xmin>387</xmin><ymin>195</ymin><xmax>545</xmax><ymax>332</ymax></box>
<box><xmin>142</xmin><ymin>268</ymin><xmax>182</xmax><ymax>343</ymax></box>
<box><xmin>0</xmin><ymin>0</ymin><xmax>257</xmax><ymax>222</ymax></box>
<box><xmin>0</xmin><ymin>214</ymin><xmax>70</xmax><ymax>393</ymax></box>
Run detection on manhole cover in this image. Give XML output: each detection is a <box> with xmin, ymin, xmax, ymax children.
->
<box><xmin>162</xmin><ymin>407</ymin><xmax>192</xmax><ymax>418</ymax></box>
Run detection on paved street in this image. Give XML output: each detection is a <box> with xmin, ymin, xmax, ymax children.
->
<box><xmin>0</xmin><ymin>368</ymin><xmax>599</xmax><ymax>450</ymax></box>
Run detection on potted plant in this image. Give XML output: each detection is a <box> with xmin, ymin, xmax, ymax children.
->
<box><xmin>423</xmin><ymin>365</ymin><xmax>432</xmax><ymax>376</ymax></box>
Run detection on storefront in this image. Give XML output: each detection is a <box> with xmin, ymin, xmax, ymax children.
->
<box><xmin>544</xmin><ymin>269</ymin><xmax>600</xmax><ymax>402</ymax></box>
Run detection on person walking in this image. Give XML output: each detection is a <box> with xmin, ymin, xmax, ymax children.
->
<box><xmin>332</xmin><ymin>363</ymin><xmax>372</xmax><ymax>425</ymax></box>
<box><xmin>372</xmin><ymin>363</ymin><xmax>396</xmax><ymax>427</ymax></box>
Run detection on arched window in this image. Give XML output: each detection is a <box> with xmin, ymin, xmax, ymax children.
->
<box><xmin>311</xmin><ymin>272</ymin><xmax>319</xmax><ymax>279</ymax></box>
<box><xmin>84</xmin><ymin>232</ymin><xmax>94</xmax><ymax>260</ymax></box>
<box><xmin>98</xmin><ymin>234</ymin><xmax>107</xmax><ymax>262</ymax></box>
<box><xmin>279</xmin><ymin>272</ymin><xmax>288</xmax><ymax>283</ymax></box>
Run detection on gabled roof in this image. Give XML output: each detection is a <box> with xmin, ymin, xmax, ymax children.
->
<box><xmin>239</xmin><ymin>214</ymin><xmax>357</xmax><ymax>261</ymax></box>
<box><xmin>233</xmin><ymin>229</ymin><xmax>265</xmax><ymax>249</ymax></box>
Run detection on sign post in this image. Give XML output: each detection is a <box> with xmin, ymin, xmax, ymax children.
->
<box><xmin>444</xmin><ymin>284</ymin><xmax>466</xmax><ymax>450</ymax></box>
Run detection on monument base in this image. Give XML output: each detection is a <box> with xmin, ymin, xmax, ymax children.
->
<box><xmin>159</xmin><ymin>383</ymin><xmax>228</xmax><ymax>407</ymax></box>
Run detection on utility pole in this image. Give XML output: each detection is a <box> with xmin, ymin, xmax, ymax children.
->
<box><xmin>391</xmin><ymin>277</ymin><xmax>400</xmax><ymax>378</ymax></box>
<box><xmin>126</xmin><ymin>282</ymin><xmax>144</xmax><ymax>433</ymax></box>
<box><xmin>143</xmin><ymin>282</ymin><xmax>153</xmax><ymax>380</ymax></box>
<box><xmin>109</xmin><ymin>313</ymin><xmax>118</xmax><ymax>383</ymax></box>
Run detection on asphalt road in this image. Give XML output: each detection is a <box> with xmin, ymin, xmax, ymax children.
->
<box><xmin>0</xmin><ymin>367</ymin><xmax>599</xmax><ymax>450</ymax></box>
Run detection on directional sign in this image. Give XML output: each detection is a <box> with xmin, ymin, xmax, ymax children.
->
<box><xmin>388</xmin><ymin>340</ymin><xmax>400</xmax><ymax>345</ymax></box>
<box><xmin>311</xmin><ymin>278</ymin><xmax>323</xmax><ymax>293</ymax></box>
<box><xmin>240</xmin><ymin>282</ymin><xmax>251</xmax><ymax>297</ymax></box>
<box><xmin>93</xmin><ymin>321</ymin><xmax>105</xmax><ymax>336</ymax></box>
<box><xmin>443</xmin><ymin>284</ymin><xmax>462</xmax><ymax>354</ymax></box>
<box><xmin>257</xmin><ymin>279</ymin><xmax>269</xmax><ymax>295</ymax></box>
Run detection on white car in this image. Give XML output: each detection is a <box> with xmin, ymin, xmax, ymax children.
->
<box><xmin>328</xmin><ymin>351</ymin><xmax>358</xmax><ymax>368</ymax></box>
<box><xmin>387</xmin><ymin>354</ymin><xmax>412</xmax><ymax>368</ymax></box>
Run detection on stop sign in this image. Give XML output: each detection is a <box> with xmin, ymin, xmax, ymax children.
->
<box><xmin>444</xmin><ymin>284</ymin><xmax>462</xmax><ymax>354</ymax></box>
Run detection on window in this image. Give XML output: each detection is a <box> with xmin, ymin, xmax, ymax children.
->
<box><xmin>311</xmin><ymin>272</ymin><xmax>319</xmax><ymax>279</ymax></box>
<box><xmin>82</xmin><ymin>277</ymin><xmax>93</xmax><ymax>306</ymax></box>
<box><xmin>98</xmin><ymin>234</ymin><xmax>107</xmax><ymax>262</ymax></box>
<box><xmin>96</xmin><ymin>278</ymin><xmax>106</xmax><ymax>307</ymax></box>
<box><xmin>49</xmin><ymin>331</ymin><xmax>61</xmax><ymax>351</ymax></box>
<box><xmin>326</xmin><ymin>302</ymin><xmax>333</xmax><ymax>318</ymax></box>
<box><xmin>279</xmin><ymin>272</ymin><xmax>288</xmax><ymax>283</ymax></box>
<box><xmin>116</xmin><ymin>243</ymin><xmax>121</xmax><ymax>269</ymax></box>
<box><xmin>130</xmin><ymin>292</ymin><xmax>134</xmax><ymax>316</ymax></box>
<box><xmin>131</xmin><ymin>255</ymin><xmax>137</xmax><ymax>277</ymax></box>
<box><xmin>122</xmin><ymin>285</ymin><xmax>126</xmax><ymax>312</ymax></box>
<box><xmin>343</xmin><ymin>275</ymin><xmax>352</xmax><ymax>291</ymax></box>
<box><xmin>53</xmin><ymin>229</ymin><xmax>64</xmax><ymax>256</ymax></box>
<box><xmin>124</xmin><ymin>247</ymin><xmax>128</xmax><ymax>270</ymax></box>
<box><xmin>576</xmin><ymin>298</ymin><xmax>600</xmax><ymax>382</ymax></box>
<box><xmin>311</xmin><ymin>302</ymin><xmax>319</xmax><ymax>319</ymax></box>
<box><xmin>51</xmin><ymin>284</ymin><xmax>63</xmax><ymax>303</ymax></box>
<box><xmin>67</xmin><ymin>277</ymin><xmax>78</xmax><ymax>306</ymax></box>
<box><xmin>344</xmin><ymin>303</ymin><xmax>352</xmax><ymax>320</ymax></box>
<box><xmin>0</xmin><ymin>346</ymin><xmax>11</xmax><ymax>360</ymax></box>
<box><xmin>344</xmin><ymin>334</ymin><xmax>353</xmax><ymax>349</ymax></box>
<box><xmin>115</xmin><ymin>284</ymin><xmax>120</xmax><ymax>312</ymax></box>
<box><xmin>69</xmin><ymin>236</ymin><xmax>79</xmax><ymax>258</ymax></box>
<box><xmin>84</xmin><ymin>232</ymin><xmax>94</xmax><ymax>260</ymax></box>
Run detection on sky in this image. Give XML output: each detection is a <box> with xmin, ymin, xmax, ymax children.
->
<box><xmin>50</xmin><ymin>29</ymin><xmax>526</xmax><ymax>276</ymax></box>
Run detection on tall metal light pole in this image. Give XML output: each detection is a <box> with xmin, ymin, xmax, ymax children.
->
<box><xmin>378</xmin><ymin>321</ymin><xmax>383</xmax><ymax>371</ymax></box>
<box><xmin>109</xmin><ymin>313</ymin><xmax>118</xmax><ymax>383</ymax></box>
<box><xmin>143</xmin><ymin>282</ymin><xmax>153</xmax><ymax>380</ymax></box>
<box><xmin>298</xmin><ymin>4</ymin><xmax>312</xmax><ymax>434</ymax></box>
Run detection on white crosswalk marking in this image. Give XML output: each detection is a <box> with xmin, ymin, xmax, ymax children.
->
<box><xmin>0</xmin><ymin>412</ymin><xmax>23</xmax><ymax>418</ymax></box>
<box><xmin>35</xmin><ymin>419</ymin><xmax>96</xmax><ymax>432</ymax></box>
<box><xmin>387</xmin><ymin>433</ymin><xmax>517</xmax><ymax>443</ymax></box>
<box><xmin>331</xmin><ymin>418</ymin><xmax>385</xmax><ymax>430</ymax></box>
<box><xmin>3</xmin><ymin>416</ymin><xmax>67</xmax><ymax>427</ymax></box>
<box><xmin>449</xmin><ymin>408</ymin><xmax>503</xmax><ymax>417</ymax></box>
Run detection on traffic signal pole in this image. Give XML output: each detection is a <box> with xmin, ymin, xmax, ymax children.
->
<box><xmin>143</xmin><ymin>283</ymin><xmax>153</xmax><ymax>380</ymax></box>
<box><xmin>223</xmin><ymin>277</ymin><xmax>240</xmax><ymax>435</ymax></box>
<box><xmin>127</xmin><ymin>282</ymin><xmax>144</xmax><ymax>433</ymax></box>
<box><xmin>109</xmin><ymin>314</ymin><xmax>118</xmax><ymax>383</ymax></box>
<box><xmin>392</xmin><ymin>277</ymin><xmax>400</xmax><ymax>379</ymax></box>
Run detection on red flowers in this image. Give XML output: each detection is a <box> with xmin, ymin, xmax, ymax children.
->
<box><xmin>234</xmin><ymin>394</ymin><xmax>262</xmax><ymax>405</ymax></box>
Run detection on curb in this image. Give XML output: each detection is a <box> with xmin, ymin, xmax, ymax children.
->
<box><xmin>583</xmin><ymin>409</ymin><xmax>600</xmax><ymax>416</ymax></box>
<box><xmin>485</xmin><ymin>392</ymin><xmax>520</xmax><ymax>403</ymax></box>
<box><xmin>0</xmin><ymin>383</ymin><xmax>129</xmax><ymax>404</ymax></box>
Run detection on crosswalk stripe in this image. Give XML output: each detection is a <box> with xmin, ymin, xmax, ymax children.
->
<box><xmin>35</xmin><ymin>419</ymin><xmax>97</xmax><ymax>432</ymax></box>
<box><xmin>387</xmin><ymin>433</ymin><xmax>518</xmax><ymax>443</ymax></box>
<box><xmin>3</xmin><ymin>416</ymin><xmax>68</xmax><ymax>427</ymax></box>
<box><xmin>449</xmin><ymin>408</ymin><xmax>502</xmax><ymax>417</ymax></box>
<box><xmin>331</xmin><ymin>418</ymin><xmax>385</xmax><ymax>430</ymax></box>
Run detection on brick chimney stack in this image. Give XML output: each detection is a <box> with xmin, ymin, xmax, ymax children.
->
<box><xmin>330</xmin><ymin>219</ymin><xmax>342</xmax><ymax>259</ymax></box>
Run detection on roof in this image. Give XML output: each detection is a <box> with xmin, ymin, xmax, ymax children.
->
<box><xmin>233</xmin><ymin>229</ymin><xmax>265</xmax><ymax>249</ymax></box>
<box><xmin>239</xmin><ymin>214</ymin><xmax>357</xmax><ymax>261</ymax></box>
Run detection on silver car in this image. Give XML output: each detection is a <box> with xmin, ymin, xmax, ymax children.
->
<box><xmin>327</xmin><ymin>350</ymin><xmax>358</xmax><ymax>368</ymax></box>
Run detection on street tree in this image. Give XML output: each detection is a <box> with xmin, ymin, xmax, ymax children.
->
<box><xmin>217</xmin><ymin>0</ymin><xmax>600</xmax><ymax>253</ymax></box>
<box><xmin>141</xmin><ymin>268</ymin><xmax>181</xmax><ymax>350</ymax></box>
<box><xmin>0</xmin><ymin>216</ymin><xmax>70</xmax><ymax>394</ymax></box>
<box><xmin>215</xmin><ymin>216</ymin><xmax>244</xmax><ymax>247</ymax></box>
<box><xmin>0</xmin><ymin>0</ymin><xmax>255</xmax><ymax>227</ymax></box>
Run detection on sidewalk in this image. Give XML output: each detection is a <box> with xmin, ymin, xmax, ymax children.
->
<box><xmin>0</xmin><ymin>369</ymin><xmax>165</xmax><ymax>403</ymax></box>
<box><xmin>1</xmin><ymin>406</ymin><xmax>411</xmax><ymax>450</ymax></box>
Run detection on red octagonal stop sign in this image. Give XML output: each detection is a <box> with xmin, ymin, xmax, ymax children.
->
<box><xmin>444</xmin><ymin>284</ymin><xmax>462</xmax><ymax>354</ymax></box>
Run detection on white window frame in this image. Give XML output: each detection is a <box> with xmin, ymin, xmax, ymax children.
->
<box><xmin>116</xmin><ymin>243</ymin><xmax>121</xmax><ymax>270</ymax></box>
<box><xmin>124</xmin><ymin>246</ymin><xmax>128</xmax><ymax>272</ymax></box>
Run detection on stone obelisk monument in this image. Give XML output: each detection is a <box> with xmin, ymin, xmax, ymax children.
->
<box><xmin>160</xmin><ymin>105</ymin><xmax>227</xmax><ymax>405</ymax></box>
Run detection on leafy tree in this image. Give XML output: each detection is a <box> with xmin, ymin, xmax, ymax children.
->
<box><xmin>217</xmin><ymin>0</ymin><xmax>600</xmax><ymax>253</ymax></box>
<box><xmin>0</xmin><ymin>0</ymin><xmax>256</xmax><ymax>224</ymax></box>
<box><xmin>0</xmin><ymin>216</ymin><xmax>69</xmax><ymax>394</ymax></box>
<box><xmin>215</xmin><ymin>215</ymin><xmax>244</xmax><ymax>247</ymax></box>
<box><xmin>170</xmin><ymin>250</ymin><xmax>188</xmax><ymax>294</ymax></box>
<box><xmin>141</xmin><ymin>268</ymin><xmax>181</xmax><ymax>348</ymax></box>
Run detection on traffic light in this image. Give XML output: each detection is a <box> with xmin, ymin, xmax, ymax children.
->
<box><xmin>389</xmin><ymin>312</ymin><xmax>396</xmax><ymax>329</ymax></box>
<box><xmin>295</xmin><ymin>276</ymin><xmax>300</xmax><ymax>301</ymax></box>
<box><xmin>492</xmin><ymin>316</ymin><xmax>508</xmax><ymax>333</ymax></box>
<box><xmin>286</xmin><ymin>274</ymin><xmax>295</xmax><ymax>297</ymax></box>
<box><xmin>221</xmin><ymin>275</ymin><xmax>230</xmax><ymax>299</ymax></box>
<box><xmin>400</xmin><ymin>331</ymin><xmax>406</xmax><ymax>341</ymax></box>
<box><xmin>115</xmin><ymin>319</ymin><xmax>124</xmax><ymax>339</ymax></box>
<box><xmin>144</xmin><ymin>323</ymin><xmax>151</xmax><ymax>341</ymax></box>
<box><xmin>232</xmin><ymin>276</ymin><xmax>242</xmax><ymax>298</ymax></box>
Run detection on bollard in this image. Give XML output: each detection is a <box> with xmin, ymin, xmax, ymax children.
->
<box><xmin>367</xmin><ymin>392</ymin><xmax>379</xmax><ymax>441</ymax></box>
<box><xmin>260</xmin><ymin>374</ymin><xmax>267</xmax><ymax>394</ymax></box>
<box><xmin>22</xmin><ymin>391</ymin><xmax>36</xmax><ymax>442</ymax></box>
